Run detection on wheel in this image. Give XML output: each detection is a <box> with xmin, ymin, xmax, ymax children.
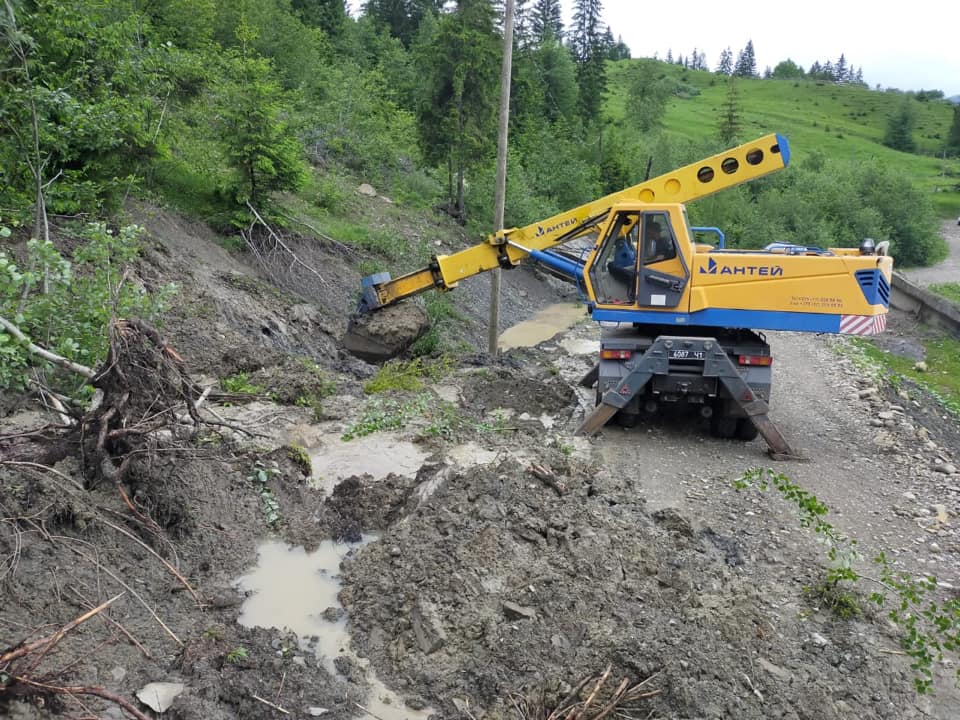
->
<box><xmin>615</xmin><ymin>411</ymin><xmax>638</xmax><ymax>428</ymax></box>
<box><xmin>710</xmin><ymin>413</ymin><xmax>737</xmax><ymax>439</ymax></box>
<box><xmin>736</xmin><ymin>418</ymin><xmax>760</xmax><ymax>441</ymax></box>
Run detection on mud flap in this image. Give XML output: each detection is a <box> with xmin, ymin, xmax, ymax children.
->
<box><xmin>575</xmin><ymin>336</ymin><xmax>801</xmax><ymax>460</ymax></box>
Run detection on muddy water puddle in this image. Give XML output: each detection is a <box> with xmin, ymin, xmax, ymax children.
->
<box><xmin>499</xmin><ymin>302</ymin><xmax>588</xmax><ymax>350</ymax></box>
<box><xmin>236</xmin><ymin>540</ymin><xmax>431</xmax><ymax>720</ymax></box>
<box><xmin>306</xmin><ymin>433</ymin><xmax>430</xmax><ymax>494</ymax></box>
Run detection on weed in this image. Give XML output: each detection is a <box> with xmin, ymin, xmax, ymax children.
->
<box><xmin>248</xmin><ymin>463</ymin><xmax>282</xmax><ymax>528</ymax></box>
<box><xmin>286</xmin><ymin>444</ymin><xmax>312</xmax><ymax>476</ymax></box>
<box><xmin>929</xmin><ymin>283</ymin><xmax>960</xmax><ymax>305</ymax></box>
<box><xmin>222</xmin><ymin>372</ymin><xmax>264</xmax><ymax>395</ymax></box>
<box><xmin>363</xmin><ymin>356</ymin><xmax>453</xmax><ymax>394</ymax></box>
<box><xmin>225</xmin><ymin>646</ymin><xmax>249</xmax><ymax>664</ymax></box>
<box><xmin>736</xmin><ymin>468</ymin><xmax>960</xmax><ymax>694</ymax></box>
<box><xmin>342</xmin><ymin>396</ymin><xmax>427</xmax><ymax>440</ymax></box>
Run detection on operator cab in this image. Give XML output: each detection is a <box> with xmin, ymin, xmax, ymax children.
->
<box><xmin>587</xmin><ymin>207</ymin><xmax>690</xmax><ymax>310</ymax></box>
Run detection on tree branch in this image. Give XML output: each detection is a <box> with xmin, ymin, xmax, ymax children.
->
<box><xmin>0</xmin><ymin>313</ymin><xmax>95</xmax><ymax>378</ymax></box>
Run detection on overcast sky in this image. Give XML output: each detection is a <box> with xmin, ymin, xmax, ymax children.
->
<box><xmin>572</xmin><ymin>0</ymin><xmax>960</xmax><ymax>96</ymax></box>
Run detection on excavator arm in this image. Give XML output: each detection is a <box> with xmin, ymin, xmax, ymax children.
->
<box><xmin>357</xmin><ymin>133</ymin><xmax>790</xmax><ymax>312</ymax></box>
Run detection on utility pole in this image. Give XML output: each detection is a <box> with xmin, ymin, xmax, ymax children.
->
<box><xmin>487</xmin><ymin>0</ymin><xmax>515</xmax><ymax>359</ymax></box>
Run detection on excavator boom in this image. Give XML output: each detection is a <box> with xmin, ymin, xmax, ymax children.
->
<box><xmin>358</xmin><ymin>133</ymin><xmax>790</xmax><ymax>312</ymax></box>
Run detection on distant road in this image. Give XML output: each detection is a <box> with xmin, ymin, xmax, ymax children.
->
<box><xmin>900</xmin><ymin>218</ymin><xmax>960</xmax><ymax>286</ymax></box>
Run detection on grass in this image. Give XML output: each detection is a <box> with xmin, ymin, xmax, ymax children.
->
<box><xmin>928</xmin><ymin>282</ymin><xmax>960</xmax><ymax>304</ymax></box>
<box><xmin>604</xmin><ymin>60</ymin><xmax>960</xmax><ymax>218</ymax></box>
<box><xmin>221</xmin><ymin>372</ymin><xmax>264</xmax><ymax>395</ymax></box>
<box><xmin>852</xmin><ymin>334</ymin><xmax>960</xmax><ymax>415</ymax></box>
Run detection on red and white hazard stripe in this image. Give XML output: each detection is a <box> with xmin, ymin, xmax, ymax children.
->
<box><xmin>839</xmin><ymin>313</ymin><xmax>887</xmax><ymax>335</ymax></box>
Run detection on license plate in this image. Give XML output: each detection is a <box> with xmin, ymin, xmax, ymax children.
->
<box><xmin>668</xmin><ymin>349</ymin><xmax>705</xmax><ymax>359</ymax></box>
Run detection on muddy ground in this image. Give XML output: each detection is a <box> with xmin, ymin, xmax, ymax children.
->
<box><xmin>2</xmin><ymin>203</ymin><xmax>960</xmax><ymax>720</ymax></box>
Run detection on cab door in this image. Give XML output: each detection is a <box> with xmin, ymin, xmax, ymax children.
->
<box><xmin>636</xmin><ymin>211</ymin><xmax>689</xmax><ymax>309</ymax></box>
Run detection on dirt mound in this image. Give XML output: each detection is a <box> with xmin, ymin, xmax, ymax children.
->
<box><xmin>340</xmin><ymin>457</ymin><xmax>920</xmax><ymax>719</ymax></box>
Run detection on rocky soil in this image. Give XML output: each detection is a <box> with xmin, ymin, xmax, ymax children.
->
<box><xmin>2</xmin><ymin>202</ymin><xmax>960</xmax><ymax>720</ymax></box>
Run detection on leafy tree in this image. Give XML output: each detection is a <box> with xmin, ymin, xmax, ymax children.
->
<box><xmin>415</xmin><ymin>0</ymin><xmax>500</xmax><ymax>219</ymax></box>
<box><xmin>882</xmin><ymin>96</ymin><xmax>917</xmax><ymax>153</ymax></box>
<box><xmin>716</xmin><ymin>47</ymin><xmax>733</xmax><ymax>75</ymax></box>
<box><xmin>771</xmin><ymin>59</ymin><xmax>804</xmax><ymax>80</ymax></box>
<box><xmin>733</xmin><ymin>40</ymin><xmax>757</xmax><ymax>77</ymax></box>
<box><xmin>512</xmin><ymin>30</ymin><xmax>578</xmax><ymax>124</ymax></box>
<box><xmin>946</xmin><ymin>106</ymin><xmax>960</xmax><ymax>158</ymax></box>
<box><xmin>717</xmin><ymin>77</ymin><xmax>742</xmax><ymax>145</ymax></box>
<box><xmin>0</xmin><ymin>0</ymin><xmax>185</xmax><ymax>222</ymax></box>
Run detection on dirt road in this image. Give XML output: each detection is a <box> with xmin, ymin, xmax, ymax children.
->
<box><xmin>900</xmin><ymin>218</ymin><xmax>960</xmax><ymax>286</ymax></box>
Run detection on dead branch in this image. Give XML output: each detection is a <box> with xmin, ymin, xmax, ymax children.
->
<box><xmin>67</xmin><ymin>586</ymin><xmax>152</xmax><ymax>660</ymax></box>
<box><xmin>245</xmin><ymin>201</ymin><xmax>328</xmax><ymax>287</ymax></box>
<box><xmin>513</xmin><ymin>667</ymin><xmax>662</xmax><ymax>720</ymax></box>
<box><xmin>17</xmin><ymin>678</ymin><xmax>152</xmax><ymax>720</ymax></box>
<box><xmin>529</xmin><ymin>463</ymin><xmax>569</xmax><ymax>497</ymax></box>
<box><xmin>0</xmin><ymin>313</ymin><xmax>95</xmax><ymax>378</ymax></box>
<box><xmin>53</xmin><ymin>535</ymin><xmax>183</xmax><ymax>647</ymax></box>
<box><xmin>95</xmin><ymin>516</ymin><xmax>201</xmax><ymax>606</ymax></box>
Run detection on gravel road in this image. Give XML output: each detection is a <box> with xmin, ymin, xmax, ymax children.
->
<box><xmin>899</xmin><ymin>218</ymin><xmax>960</xmax><ymax>286</ymax></box>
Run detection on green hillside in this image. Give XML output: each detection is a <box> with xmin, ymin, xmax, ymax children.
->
<box><xmin>606</xmin><ymin>60</ymin><xmax>960</xmax><ymax>217</ymax></box>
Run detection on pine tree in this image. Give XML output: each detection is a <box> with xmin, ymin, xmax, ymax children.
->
<box><xmin>718</xmin><ymin>77</ymin><xmax>742</xmax><ymax>145</ymax></box>
<box><xmin>530</xmin><ymin>0</ymin><xmax>563</xmax><ymax>42</ymax></box>
<box><xmin>944</xmin><ymin>106</ymin><xmax>960</xmax><ymax>157</ymax></box>
<box><xmin>291</xmin><ymin>0</ymin><xmax>346</xmax><ymax>37</ymax></box>
<box><xmin>882</xmin><ymin>96</ymin><xmax>917</xmax><ymax>153</ymax></box>
<box><xmin>716</xmin><ymin>47</ymin><xmax>733</xmax><ymax>75</ymax></box>
<box><xmin>733</xmin><ymin>40</ymin><xmax>756</xmax><ymax>78</ymax></box>
<box><xmin>416</xmin><ymin>0</ymin><xmax>500</xmax><ymax>218</ymax></box>
<box><xmin>363</xmin><ymin>0</ymin><xmax>444</xmax><ymax>47</ymax></box>
<box><xmin>665</xmin><ymin>48</ymin><xmax>673</xmax><ymax>64</ymax></box>
<box><xmin>571</xmin><ymin>0</ymin><xmax>606</xmax><ymax>125</ymax></box>
<box><xmin>835</xmin><ymin>53</ymin><xmax>847</xmax><ymax>83</ymax></box>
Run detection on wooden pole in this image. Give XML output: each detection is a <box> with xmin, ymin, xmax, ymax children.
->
<box><xmin>487</xmin><ymin>0</ymin><xmax>515</xmax><ymax>359</ymax></box>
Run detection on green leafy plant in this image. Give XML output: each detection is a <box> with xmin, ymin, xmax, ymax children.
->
<box><xmin>341</xmin><ymin>396</ymin><xmax>427</xmax><ymax>440</ymax></box>
<box><xmin>736</xmin><ymin>468</ymin><xmax>960</xmax><ymax>694</ymax></box>
<box><xmin>362</xmin><ymin>355</ymin><xmax>452</xmax><ymax>394</ymax></box>
<box><xmin>221</xmin><ymin>372</ymin><xmax>264</xmax><ymax>395</ymax></box>
<box><xmin>248</xmin><ymin>463</ymin><xmax>282</xmax><ymax>528</ymax></box>
<box><xmin>0</xmin><ymin>223</ymin><xmax>175</xmax><ymax>393</ymax></box>
<box><xmin>225</xmin><ymin>646</ymin><xmax>249</xmax><ymax>664</ymax></box>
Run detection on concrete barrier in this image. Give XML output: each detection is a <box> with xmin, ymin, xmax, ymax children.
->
<box><xmin>890</xmin><ymin>271</ymin><xmax>960</xmax><ymax>336</ymax></box>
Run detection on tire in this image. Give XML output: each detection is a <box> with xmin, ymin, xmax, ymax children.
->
<box><xmin>735</xmin><ymin>418</ymin><xmax>760</xmax><ymax>441</ymax></box>
<box><xmin>616</xmin><ymin>411</ymin><xmax>638</xmax><ymax>428</ymax></box>
<box><xmin>710</xmin><ymin>413</ymin><xmax>737</xmax><ymax>439</ymax></box>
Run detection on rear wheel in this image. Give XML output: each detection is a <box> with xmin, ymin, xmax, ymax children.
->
<box><xmin>710</xmin><ymin>413</ymin><xmax>737</xmax><ymax>439</ymax></box>
<box><xmin>616</xmin><ymin>411</ymin><xmax>638</xmax><ymax>428</ymax></box>
<box><xmin>736</xmin><ymin>418</ymin><xmax>760</xmax><ymax>441</ymax></box>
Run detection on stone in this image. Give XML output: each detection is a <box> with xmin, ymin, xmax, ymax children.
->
<box><xmin>501</xmin><ymin>600</ymin><xmax>537</xmax><ymax>621</ymax></box>
<box><xmin>411</xmin><ymin>599</ymin><xmax>447</xmax><ymax>653</ymax></box>
<box><xmin>934</xmin><ymin>463</ymin><xmax>957</xmax><ymax>475</ymax></box>
<box><xmin>136</xmin><ymin>682</ymin><xmax>186</xmax><ymax>713</ymax></box>
<box><xmin>914</xmin><ymin>361</ymin><xmax>928</xmax><ymax>372</ymax></box>
<box><xmin>357</xmin><ymin>183</ymin><xmax>377</xmax><ymax>196</ymax></box>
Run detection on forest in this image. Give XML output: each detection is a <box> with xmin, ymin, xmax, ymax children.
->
<box><xmin>2</xmin><ymin>0</ymin><xmax>960</xmax><ymax>393</ymax></box>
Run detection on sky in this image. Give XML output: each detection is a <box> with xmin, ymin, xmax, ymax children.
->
<box><xmin>571</xmin><ymin>0</ymin><xmax>960</xmax><ymax>97</ymax></box>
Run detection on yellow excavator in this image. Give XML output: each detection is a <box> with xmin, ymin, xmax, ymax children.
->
<box><xmin>351</xmin><ymin>134</ymin><xmax>893</xmax><ymax>458</ymax></box>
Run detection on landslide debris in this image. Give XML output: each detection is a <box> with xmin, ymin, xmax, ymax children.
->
<box><xmin>344</xmin><ymin>303</ymin><xmax>430</xmax><ymax>362</ymax></box>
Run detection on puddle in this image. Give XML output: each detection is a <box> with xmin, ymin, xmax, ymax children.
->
<box><xmin>446</xmin><ymin>442</ymin><xmax>501</xmax><ymax>466</ymax></box>
<box><xmin>499</xmin><ymin>303</ymin><xmax>587</xmax><ymax>350</ymax></box>
<box><xmin>236</xmin><ymin>540</ymin><xmax>431</xmax><ymax>720</ymax></box>
<box><xmin>308</xmin><ymin>434</ymin><xmax>430</xmax><ymax>493</ymax></box>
